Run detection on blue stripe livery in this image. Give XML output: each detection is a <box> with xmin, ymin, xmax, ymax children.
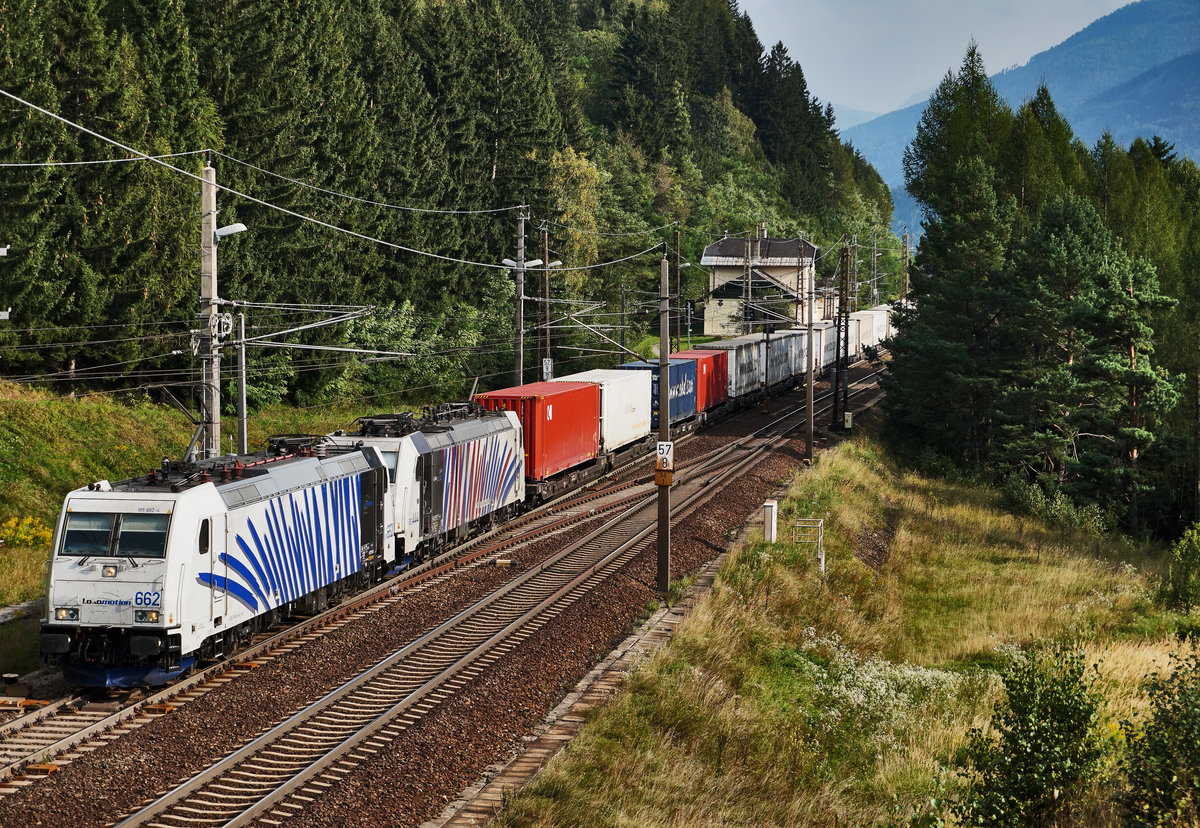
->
<box><xmin>199</xmin><ymin>473</ymin><xmax>364</xmax><ymax>612</ymax></box>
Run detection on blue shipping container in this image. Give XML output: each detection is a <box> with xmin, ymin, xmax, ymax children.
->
<box><xmin>616</xmin><ymin>359</ymin><xmax>698</xmax><ymax>428</ymax></box>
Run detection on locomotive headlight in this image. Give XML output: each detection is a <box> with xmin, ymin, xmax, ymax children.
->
<box><xmin>55</xmin><ymin>607</ymin><xmax>79</xmax><ymax>621</ymax></box>
<box><xmin>102</xmin><ymin>565</ymin><xmax>119</xmax><ymax>578</ymax></box>
<box><xmin>134</xmin><ymin>609</ymin><xmax>160</xmax><ymax>624</ymax></box>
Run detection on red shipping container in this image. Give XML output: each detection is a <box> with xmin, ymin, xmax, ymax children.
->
<box><xmin>671</xmin><ymin>350</ymin><xmax>729</xmax><ymax>411</ymax></box>
<box><xmin>475</xmin><ymin>382</ymin><xmax>600</xmax><ymax>481</ymax></box>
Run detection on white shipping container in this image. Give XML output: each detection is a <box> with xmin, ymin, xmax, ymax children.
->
<box><xmin>774</xmin><ymin>329</ymin><xmax>808</xmax><ymax>379</ymax></box>
<box><xmin>749</xmin><ymin>331</ymin><xmax>799</xmax><ymax>386</ymax></box>
<box><xmin>869</xmin><ymin>303</ymin><xmax>895</xmax><ymax>339</ymax></box>
<box><xmin>851</xmin><ymin>310</ymin><xmax>887</xmax><ymax>350</ymax></box>
<box><xmin>700</xmin><ymin>337</ymin><xmax>761</xmax><ymax>399</ymax></box>
<box><xmin>814</xmin><ymin>321</ymin><xmax>837</xmax><ymax>369</ymax></box>
<box><xmin>551</xmin><ymin>369</ymin><xmax>651</xmax><ymax>452</ymax></box>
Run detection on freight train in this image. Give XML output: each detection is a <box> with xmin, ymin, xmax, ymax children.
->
<box><xmin>40</xmin><ymin>307</ymin><xmax>893</xmax><ymax>687</ymax></box>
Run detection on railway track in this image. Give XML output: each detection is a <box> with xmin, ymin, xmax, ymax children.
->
<box><xmin>0</xmin><ymin>472</ymin><xmax>656</xmax><ymax>793</ymax></box>
<box><xmin>109</xmin><ymin>372</ymin><xmax>882</xmax><ymax>827</ymax></box>
<box><xmin>0</xmin><ymin>365</ymin><xmax>884</xmax><ymax>821</ymax></box>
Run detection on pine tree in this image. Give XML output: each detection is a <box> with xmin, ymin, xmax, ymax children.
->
<box><xmin>1068</xmin><ymin>235</ymin><xmax>1179</xmax><ymax>530</ymax></box>
<box><xmin>996</xmin><ymin>195</ymin><xmax>1121</xmax><ymax>489</ymax></box>
<box><xmin>882</xmin><ymin>157</ymin><xmax>1015</xmax><ymax>466</ymax></box>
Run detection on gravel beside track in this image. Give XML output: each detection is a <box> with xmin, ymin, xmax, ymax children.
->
<box><xmin>0</xmin><ymin>382</ymin><xmax>845</xmax><ymax>828</ymax></box>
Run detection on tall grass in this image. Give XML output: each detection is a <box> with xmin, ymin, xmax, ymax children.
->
<box><xmin>494</xmin><ymin>437</ymin><xmax>1185</xmax><ymax>827</ymax></box>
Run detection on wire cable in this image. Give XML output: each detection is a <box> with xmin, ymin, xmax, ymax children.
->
<box><xmin>0</xmin><ymin>88</ymin><xmax>557</xmax><ymax>272</ymax></box>
<box><xmin>212</xmin><ymin>150</ymin><xmax>524</xmax><ymax>216</ymax></box>
<box><xmin>0</xmin><ymin>150</ymin><xmax>207</xmax><ymax>167</ymax></box>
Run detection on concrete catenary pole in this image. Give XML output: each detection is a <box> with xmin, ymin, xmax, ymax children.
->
<box><xmin>657</xmin><ymin>251</ymin><xmax>672</xmax><ymax>594</ymax></box>
<box><xmin>806</xmin><ymin>238</ymin><xmax>815</xmax><ymax>465</ymax></box>
<box><xmin>237</xmin><ymin>312</ymin><xmax>248</xmax><ymax>455</ymax></box>
<box><xmin>513</xmin><ymin>209</ymin><xmax>528</xmax><ymax>386</ymax></box>
<box><xmin>199</xmin><ymin>164</ymin><xmax>220</xmax><ymax>460</ymax></box>
<box><xmin>542</xmin><ymin>226</ymin><xmax>551</xmax><ymax>373</ymax></box>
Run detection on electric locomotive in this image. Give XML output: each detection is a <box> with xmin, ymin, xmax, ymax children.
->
<box><xmin>40</xmin><ymin>438</ymin><xmax>389</xmax><ymax>688</ymax></box>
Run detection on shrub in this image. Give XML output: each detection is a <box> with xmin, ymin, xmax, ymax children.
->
<box><xmin>1120</xmin><ymin>646</ymin><xmax>1200</xmax><ymax>826</ymax></box>
<box><xmin>0</xmin><ymin>516</ymin><xmax>52</xmax><ymax>549</ymax></box>
<box><xmin>954</xmin><ymin>641</ymin><xmax>1108</xmax><ymax>826</ymax></box>
<box><xmin>1000</xmin><ymin>475</ymin><xmax>1107</xmax><ymax>535</ymax></box>
<box><xmin>1163</xmin><ymin>524</ymin><xmax>1200</xmax><ymax>613</ymax></box>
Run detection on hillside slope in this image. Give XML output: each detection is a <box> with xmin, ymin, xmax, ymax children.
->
<box><xmin>989</xmin><ymin>0</ymin><xmax>1199</xmax><ymax>112</ymax></box>
<box><xmin>1070</xmin><ymin>50</ymin><xmax>1200</xmax><ymax>160</ymax></box>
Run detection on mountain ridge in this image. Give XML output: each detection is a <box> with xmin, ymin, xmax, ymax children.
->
<box><xmin>842</xmin><ymin>0</ymin><xmax>1200</xmax><ymax>233</ymax></box>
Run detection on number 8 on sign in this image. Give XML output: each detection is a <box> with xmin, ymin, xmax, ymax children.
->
<box><xmin>656</xmin><ymin>441</ymin><xmax>674</xmax><ymax>471</ymax></box>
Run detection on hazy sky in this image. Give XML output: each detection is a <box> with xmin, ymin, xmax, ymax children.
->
<box><xmin>738</xmin><ymin>0</ymin><xmax>1134</xmax><ymax>114</ymax></box>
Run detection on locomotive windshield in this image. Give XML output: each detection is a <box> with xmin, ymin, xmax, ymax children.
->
<box><xmin>60</xmin><ymin>512</ymin><xmax>170</xmax><ymax>559</ymax></box>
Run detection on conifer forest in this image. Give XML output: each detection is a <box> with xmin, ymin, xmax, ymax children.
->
<box><xmin>2</xmin><ymin>2</ymin><xmax>1199</xmax><ymax>538</ymax></box>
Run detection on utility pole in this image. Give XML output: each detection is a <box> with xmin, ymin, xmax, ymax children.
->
<box><xmin>840</xmin><ymin>246</ymin><xmax>851</xmax><ymax>418</ymax></box>
<box><xmin>871</xmin><ymin>227</ymin><xmax>878</xmax><ymax>305</ymax></box>
<box><xmin>674</xmin><ymin>227</ymin><xmax>682</xmax><ymax>352</ymax></box>
<box><xmin>851</xmin><ymin>233</ymin><xmax>859</xmax><ymax>312</ymax></box>
<box><xmin>542</xmin><ymin>225</ymin><xmax>551</xmax><ymax>373</ymax></box>
<box><xmin>513</xmin><ymin>209</ymin><xmax>527</xmax><ymax>386</ymax></box>
<box><xmin>806</xmin><ymin>239</ymin><xmax>815</xmax><ymax>464</ymax></box>
<box><xmin>657</xmin><ymin>251</ymin><xmax>672</xmax><ymax>595</ymax></box>
<box><xmin>743</xmin><ymin>231</ymin><xmax>752</xmax><ymax>335</ymax></box>
<box><xmin>620</xmin><ymin>283</ymin><xmax>627</xmax><ymax>350</ymax></box>
<box><xmin>199</xmin><ymin>163</ymin><xmax>221</xmax><ymax>460</ymax></box>
<box><xmin>831</xmin><ymin>246</ymin><xmax>850</xmax><ymax>427</ymax></box>
<box><xmin>237</xmin><ymin>313</ymin><xmax>248</xmax><ymax>455</ymax></box>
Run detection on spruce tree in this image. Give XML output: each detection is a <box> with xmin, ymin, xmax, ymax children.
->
<box><xmin>882</xmin><ymin>156</ymin><xmax>1015</xmax><ymax>466</ymax></box>
<box><xmin>903</xmin><ymin>43</ymin><xmax>1012</xmax><ymax>222</ymax></box>
<box><xmin>0</xmin><ymin>0</ymin><xmax>74</xmax><ymax>376</ymax></box>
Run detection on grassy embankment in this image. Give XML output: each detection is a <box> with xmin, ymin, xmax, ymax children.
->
<box><xmin>0</xmin><ymin>383</ymin><xmax>406</xmax><ymax>672</ymax></box>
<box><xmin>494</xmin><ymin>438</ymin><xmax>1186</xmax><ymax>827</ymax></box>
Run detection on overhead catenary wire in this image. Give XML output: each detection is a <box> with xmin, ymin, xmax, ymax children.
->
<box><xmin>0</xmin><ymin>150</ymin><xmax>208</xmax><ymax>167</ymax></box>
<box><xmin>0</xmin><ymin>87</ymin><xmax>663</xmax><ymax>274</ymax></box>
<box><xmin>539</xmin><ymin>218</ymin><xmax>678</xmax><ymax>238</ymax></box>
<box><xmin>211</xmin><ymin>150</ymin><xmax>524</xmax><ymax>216</ymax></box>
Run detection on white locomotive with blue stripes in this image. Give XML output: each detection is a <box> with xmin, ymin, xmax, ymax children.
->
<box><xmin>41</xmin><ymin>405</ymin><xmax>524</xmax><ymax>688</ymax></box>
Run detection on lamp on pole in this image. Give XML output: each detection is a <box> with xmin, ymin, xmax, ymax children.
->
<box><xmin>198</xmin><ymin>163</ymin><xmax>247</xmax><ymax>460</ymax></box>
<box><xmin>503</xmin><ymin>255</ymin><xmax>542</xmax><ymax>386</ymax></box>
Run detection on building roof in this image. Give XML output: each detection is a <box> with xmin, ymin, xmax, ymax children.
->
<box><xmin>700</xmin><ymin>236</ymin><xmax>818</xmax><ymax>267</ymax></box>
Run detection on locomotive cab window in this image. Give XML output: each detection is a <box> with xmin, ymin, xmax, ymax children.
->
<box><xmin>60</xmin><ymin>513</ymin><xmax>115</xmax><ymax>556</ymax></box>
<box><xmin>382</xmin><ymin>450</ymin><xmax>399</xmax><ymax>483</ymax></box>
<box><xmin>116</xmin><ymin>514</ymin><xmax>169</xmax><ymax>558</ymax></box>
<box><xmin>58</xmin><ymin>512</ymin><xmax>170</xmax><ymax>559</ymax></box>
<box><xmin>198</xmin><ymin>518</ymin><xmax>210</xmax><ymax>555</ymax></box>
